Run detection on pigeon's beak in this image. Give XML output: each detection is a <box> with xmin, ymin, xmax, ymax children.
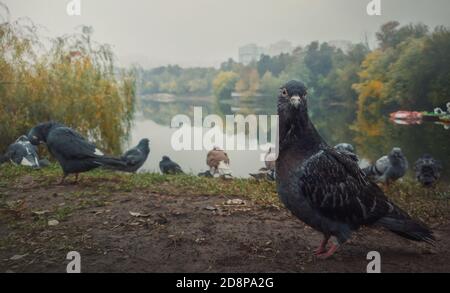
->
<box><xmin>290</xmin><ymin>95</ymin><xmax>302</xmax><ymax>108</ymax></box>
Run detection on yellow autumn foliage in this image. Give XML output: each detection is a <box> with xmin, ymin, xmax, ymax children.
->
<box><xmin>0</xmin><ymin>9</ymin><xmax>135</xmax><ymax>154</ymax></box>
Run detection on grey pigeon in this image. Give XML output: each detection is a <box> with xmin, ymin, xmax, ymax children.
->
<box><xmin>249</xmin><ymin>167</ymin><xmax>275</xmax><ymax>181</ymax></box>
<box><xmin>159</xmin><ymin>156</ymin><xmax>183</xmax><ymax>175</ymax></box>
<box><xmin>198</xmin><ymin>170</ymin><xmax>213</xmax><ymax>178</ymax></box>
<box><xmin>414</xmin><ymin>154</ymin><xmax>442</xmax><ymax>187</ymax></box>
<box><xmin>116</xmin><ymin>139</ymin><xmax>150</xmax><ymax>173</ymax></box>
<box><xmin>28</xmin><ymin>121</ymin><xmax>127</xmax><ymax>183</ymax></box>
<box><xmin>276</xmin><ymin>80</ymin><xmax>434</xmax><ymax>259</ymax></box>
<box><xmin>1</xmin><ymin>135</ymin><xmax>40</xmax><ymax>169</ymax></box>
<box><xmin>363</xmin><ymin>148</ymin><xmax>408</xmax><ymax>184</ymax></box>
<box><xmin>334</xmin><ymin>143</ymin><xmax>355</xmax><ymax>155</ymax></box>
<box><xmin>265</xmin><ymin>147</ymin><xmax>277</xmax><ymax>172</ymax></box>
<box><xmin>334</xmin><ymin>143</ymin><xmax>369</xmax><ymax>169</ymax></box>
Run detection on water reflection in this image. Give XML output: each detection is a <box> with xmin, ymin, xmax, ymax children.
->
<box><xmin>129</xmin><ymin>95</ymin><xmax>449</xmax><ymax>180</ymax></box>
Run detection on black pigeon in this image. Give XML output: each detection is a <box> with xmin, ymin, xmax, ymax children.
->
<box><xmin>414</xmin><ymin>154</ymin><xmax>442</xmax><ymax>187</ymax></box>
<box><xmin>276</xmin><ymin>80</ymin><xmax>434</xmax><ymax>259</ymax></box>
<box><xmin>363</xmin><ymin>148</ymin><xmax>408</xmax><ymax>184</ymax></box>
<box><xmin>1</xmin><ymin>135</ymin><xmax>41</xmax><ymax>168</ymax></box>
<box><xmin>116</xmin><ymin>139</ymin><xmax>150</xmax><ymax>173</ymax></box>
<box><xmin>159</xmin><ymin>156</ymin><xmax>184</xmax><ymax>175</ymax></box>
<box><xmin>28</xmin><ymin>121</ymin><xmax>126</xmax><ymax>183</ymax></box>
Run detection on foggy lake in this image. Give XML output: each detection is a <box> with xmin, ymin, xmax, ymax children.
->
<box><xmin>129</xmin><ymin>95</ymin><xmax>450</xmax><ymax>179</ymax></box>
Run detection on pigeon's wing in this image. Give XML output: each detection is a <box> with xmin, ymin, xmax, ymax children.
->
<box><xmin>171</xmin><ymin>162</ymin><xmax>183</xmax><ymax>173</ymax></box>
<box><xmin>47</xmin><ymin>127</ymin><xmax>99</xmax><ymax>160</ymax></box>
<box><xmin>207</xmin><ymin>150</ymin><xmax>230</xmax><ymax>168</ymax></box>
<box><xmin>122</xmin><ymin>148</ymin><xmax>142</xmax><ymax>165</ymax></box>
<box><xmin>375</xmin><ymin>156</ymin><xmax>389</xmax><ymax>174</ymax></box>
<box><xmin>4</xmin><ymin>145</ymin><xmax>15</xmax><ymax>160</ymax></box>
<box><xmin>299</xmin><ymin>148</ymin><xmax>399</xmax><ymax>226</ymax></box>
<box><xmin>6</xmin><ymin>143</ymin><xmax>25</xmax><ymax>164</ymax></box>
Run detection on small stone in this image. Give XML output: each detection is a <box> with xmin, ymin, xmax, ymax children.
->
<box><xmin>48</xmin><ymin>219</ymin><xmax>59</xmax><ymax>226</ymax></box>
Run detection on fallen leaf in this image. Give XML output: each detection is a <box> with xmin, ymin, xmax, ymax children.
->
<box><xmin>32</xmin><ymin>210</ymin><xmax>50</xmax><ymax>216</ymax></box>
<box><xmin>225</xmin><ymin>199</ymin><xmax>246</xmax><ymax>206</ymax></box>
<box><xmin>10</xmin><ymin>254</ymin><xmax>28</xmax><ymax>261</ymax></box>
<box><xmin>129</xmin><ymin>211</ymin><xmax>151</xmax><ymax>218</ymax></box>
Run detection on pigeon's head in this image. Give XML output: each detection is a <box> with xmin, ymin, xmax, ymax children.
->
<box><xmin>334</xmin><ymin>143</ymin><xmax>355</xmax><ymax>154</ymax></box>
<box><xmin>389</xmin><ymin>147</ymin><xmax>404</xmax><ymax>159</ymax></box>
<box><xmin>278</xmin><ymin>80</ymin><xmax>308</xmax><ymax>117</ymax></box>
<box><xmin>421</xmin><ymin>154</ymin><xmax>433</xmax><ymax>160</ymax></box>
<box><xmin>138</xmin><ymin>138</ymin><xmax>150</xmax><ymax>152</ymax></box>
<box><xmin>162</xmin><ymin>156</ymin><xmax>171</xmax><ymax>161</ymax></box>
<box><xmin>28</xmin><ymin>122</ymin><xmax>59</xmax><ymax>145</ymax></box>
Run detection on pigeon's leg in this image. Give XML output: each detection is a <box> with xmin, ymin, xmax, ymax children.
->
<box><xmin>58</xmin><ymin>174</ymin><xmax>67</xmax><ymax>185</ymax></box>
<box><xmin>317</xmin><ymin>237</ymin><xmax>340</xmax><ymax>259</ymax></box>
<box><xmin>314</xmin><ymin>235</ymin><xmax>330</xmax><ymax>255</ymax></box>
<box><xmin>73</xmin><ymin>173</ymin><xmax>79</xmax><ymax>184</ymax></box>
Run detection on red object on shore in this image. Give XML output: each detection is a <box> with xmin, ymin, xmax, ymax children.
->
<box><xmin>390</xmin><ymin>111</ymin><xmax>423</xmax><ymax>120</ymax></box>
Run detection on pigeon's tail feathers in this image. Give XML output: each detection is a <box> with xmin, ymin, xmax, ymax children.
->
<box><xmin>377</xmin><ymin>216</ymin><xmax>435</xmax><ymax>245</ymax></box>
<box><xmin>93</xmin><ymin>156</ymin><xmax>127</xmax><ymax>169</ymax></box>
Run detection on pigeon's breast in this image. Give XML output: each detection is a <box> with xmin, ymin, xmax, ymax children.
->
<box><xmin>276</xmin><ymin>148</ymin><xmax>310</xmax><ymax>214</ymax></box>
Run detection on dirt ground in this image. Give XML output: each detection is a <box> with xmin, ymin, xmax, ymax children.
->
<box><xmin>0</xmin><ymin>177</ymin><xmax>449</xmax><ymax>273</ymax></box>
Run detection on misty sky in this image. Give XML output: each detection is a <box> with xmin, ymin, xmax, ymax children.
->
<box><xmin>3</xmin><ymin>0</ymin><xmax>450</xmax><ymax>68</ymax></box>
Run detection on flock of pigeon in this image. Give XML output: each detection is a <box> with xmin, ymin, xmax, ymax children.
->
<box><xmin>0</xmin><ymin>122</ymin><xmax>236</xmax><ymax>183</ymax></box>
<box><xmin>0</xmin><ymin>80</ymin><xmax>443</xmax><ymax>259</ymax></box>
<box><xmin>335</xmin><ymin>144</ymin><xmax>443</xmax><ymax>188</ymax></box>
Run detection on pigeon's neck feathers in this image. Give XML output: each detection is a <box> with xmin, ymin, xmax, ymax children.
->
<box><xmin>389</xmin><ymin>155</ymin><xmax>405</xmax><ymax>167</ymax></box>
<box><xmin>279</xmin><ymin>112</ymin><xmax>325</xmax><ymax>151</ymax></box>
<box><xmin>37</xmin><ymin>121</ymin><xmax>65</xmax><ymax>142</ymax></box>
<box><xmin>138</xmin><ymin>140</ymin><xmax>150</xmax><ymax>153</ymax></box>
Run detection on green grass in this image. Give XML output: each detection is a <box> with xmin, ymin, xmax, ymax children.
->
<box><xmin>0</xmin><ymin>163</ymin><xmax>449</xmax><ymax>223</ymax></box>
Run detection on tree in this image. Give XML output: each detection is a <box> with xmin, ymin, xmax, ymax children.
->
<box><xmin>212</xmin><ymin>71</ymin><xmax>238</xmax><ymax>99</ymax></box>
<box><xmin>259</xmin><ymin>72</ymin><xmax>281</xmax><ymax>96</ymax></box>
<box><xmin>0</xmin><ymin>9</ymin><xmax>135</xmax><ymax>154</ymax></box>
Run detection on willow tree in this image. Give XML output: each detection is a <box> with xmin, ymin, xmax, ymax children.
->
<box><xmin>0</xmin><ymin>4</ymin><xmax>135</xmax><ymax>154</ymax></box>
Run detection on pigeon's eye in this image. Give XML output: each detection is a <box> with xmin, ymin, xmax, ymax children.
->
<box><xmin>281</xmin><ymin>88</ymin><xmax>289</xmax><ymax>98</ymax></box>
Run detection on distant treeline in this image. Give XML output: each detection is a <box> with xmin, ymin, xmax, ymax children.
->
<box><xmin>0</xmin><ymin>4</ymin><xmax>135</xmax><ymax>154</ymax></box>
<box><xmin>136</xmin><ymin>65</ymin><xmax>217</xmax><ymax>96</ymax></box>
<box><xmin>137</xmin><ymin>21</ymin><xmax>450</xmax><ymax>117</ymax></box>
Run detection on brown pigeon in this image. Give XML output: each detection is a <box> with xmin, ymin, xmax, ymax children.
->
<box><xmin>207</xmin><ymin>147</ymin><xmax>232</xmax><ymax>178</ymax></box>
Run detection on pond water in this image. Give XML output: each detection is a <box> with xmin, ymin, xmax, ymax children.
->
<box><xmin>128</xmin><ymin>95</ymin><xmax>450</xmax><ymax>180</ymax></box>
